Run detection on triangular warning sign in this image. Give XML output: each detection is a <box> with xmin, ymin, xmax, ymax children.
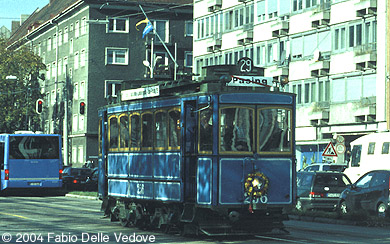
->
<box><xmin>322</xmin><ymin>142</ymin><xmax>338</xmax><ymax>157</ymax></box>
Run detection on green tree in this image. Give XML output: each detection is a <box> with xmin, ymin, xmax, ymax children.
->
<box><xmin>0</xmin><ymin>38</ymin><xmax>46</xmax><ymax>132</ymax></box>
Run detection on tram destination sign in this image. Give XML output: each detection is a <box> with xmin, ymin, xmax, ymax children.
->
<box><xmin>227</xmin><ymin>75</ymin><xmax>273</xmax><ymax>87</ymax></box>
<box><xmin>121</xmin><ymin>85</ymin><xmax>160</xmax><ymax>101</ymax></box>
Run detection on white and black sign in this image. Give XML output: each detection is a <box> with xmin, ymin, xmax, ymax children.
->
<box><xmin>227</xmin><ymin>75</ymin><xmax>273</xmax><ymax>87</ymax></box>
<box><xmin>237</xmin><ymin>57</ymin><xmax>253</xmax><ymax>73</ymax></box>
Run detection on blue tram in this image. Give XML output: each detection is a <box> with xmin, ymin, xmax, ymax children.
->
<box><xmin>98</xmin><ymin>69</ymin><xmax>296</xmax><ymax>235</ymax></box>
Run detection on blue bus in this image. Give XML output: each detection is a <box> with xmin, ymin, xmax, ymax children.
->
<box><xmin>98</xmin><ymin>66</ymin><xmax>296</xmax><ymax>235</ymax></box>
<box><xmin>0</xmin><ymin>133</ymin><xmax>63</xmax><ymax>192</ymax></box>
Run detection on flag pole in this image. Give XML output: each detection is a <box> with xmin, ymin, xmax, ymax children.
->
<box><xmin>138</xmin><ymin>5</ymin><xmax>178</xmax><ymax>79</ymax></box>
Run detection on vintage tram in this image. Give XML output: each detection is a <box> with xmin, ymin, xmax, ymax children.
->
<box><xmin>97</xmin><ymin>65</ymin><xmax>296</xmax><ymax>235</ymax></box>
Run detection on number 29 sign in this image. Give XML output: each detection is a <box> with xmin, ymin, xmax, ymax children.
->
<box><xmin>237</xmin><ymin>57</ymin><xmax>253</xmax><ymax>73</ymax></box>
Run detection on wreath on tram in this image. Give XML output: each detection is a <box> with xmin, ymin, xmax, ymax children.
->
<box><xmin>244</xmin><ymin>171</ymin><xmax>269</xmax><ymax>198</ymax></box>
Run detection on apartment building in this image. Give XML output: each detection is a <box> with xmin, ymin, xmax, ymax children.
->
<box><xmin>193</xmin><ymin>0</ymin><xmax>385</xmax><ymax>168</ymax></box>
<box><xmin>8</xmin><ymin>0</ymin><xmax>193</xmax><ymax>167</ymax></box>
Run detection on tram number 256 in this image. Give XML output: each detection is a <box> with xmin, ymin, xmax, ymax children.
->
<box><xmin>244</xmin><ymin>195</ymin><xmax>268</xmax><ymax>204</ymax></box>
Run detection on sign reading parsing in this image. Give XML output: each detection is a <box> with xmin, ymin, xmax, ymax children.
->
<box><xmin>227</xmin><ymin>75</ymin><xmax>273</xmax><ymax>87</ymax></box>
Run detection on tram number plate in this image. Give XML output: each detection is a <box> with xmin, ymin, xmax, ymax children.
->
<box><xmin>29</xmin><ymin>182</ymin><xmax>41</xmax><ymax>186</ymax></box>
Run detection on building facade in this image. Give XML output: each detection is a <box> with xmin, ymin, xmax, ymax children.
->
<box><xmin>8</xmin><ymin>0</ymin><xmax>193</xmax><ymax>167</ymax></box>
<box><xmin>193</xmin><ymin>0</ymin><xmax>385</xmax><ymax>169</ymax></box>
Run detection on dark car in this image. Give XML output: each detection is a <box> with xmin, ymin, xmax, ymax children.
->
<box><xmin>296</xmin><ymin>171</ymin><xmax>352</xmax><ymax>212</ymax></box>
<box><xmin>62</xmin><ymin>167</ymin><xmax>93</xmax><ymax>191</ymax></box>
<box><xmin>338</xmin><ymin>170</ymin><xmax>390</xmax><ymax>218</ymax></box>
<box><xmin>85</xmin><ymin>168</ymin><xmax>98</xmax><ymax>191</ymax></box>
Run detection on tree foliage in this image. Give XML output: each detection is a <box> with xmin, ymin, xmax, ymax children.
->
<box><xmin>0</xmin><ymin>38</ymin><xmax>46</xmax><ymax>133</ymax></box>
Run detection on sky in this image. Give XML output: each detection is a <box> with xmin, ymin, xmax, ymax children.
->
<box><xmin>0</xmin><ymin>0</ymin><xmax>49</xmax><ymax>30</ymax></box>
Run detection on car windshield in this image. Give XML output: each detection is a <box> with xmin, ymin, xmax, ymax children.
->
<box><xmin>314</xmin><ymin>174</ymin><xmax>349</xmax><ymax>186</ymax></box>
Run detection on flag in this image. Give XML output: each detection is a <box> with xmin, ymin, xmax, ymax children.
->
<box><xmin>135</xmin><ymin>18</ymin><xmax>149</xmax><ymax>31</ymax></box>
<box><xmin>142</xmin><ymin>22</ymin><xmax>153</xmax><ymax>38</ymax></box>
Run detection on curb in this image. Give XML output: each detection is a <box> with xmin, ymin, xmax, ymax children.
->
<box><xmin>65</xmin><ymin>193</ymin><xmax>99</xmax><ymax>200</ymax></box>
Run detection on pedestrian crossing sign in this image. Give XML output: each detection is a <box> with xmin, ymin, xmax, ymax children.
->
<box><xmin>322</xmin><ymin>142</ymin><xmax>338</xmax><ymax>157</ymax></box>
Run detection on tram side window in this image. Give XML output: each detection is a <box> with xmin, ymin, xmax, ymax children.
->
<box><xmin>199</xmin><ymin>107</ymin><xmax>212</xmax><ymax>152</ymax></box>
<box><xmin>142</xmin><ymin>113</ymin><xmax>153</xmax><ymax>148</ymax></box>
<box><xmin>258</xmin><ymin>108</ymin><xmax>291</xmax><ymax>153</ymax></box>
<box><xmin>98</xmin><ymin>119</ymin><xmax>102</xmax><ymax>155</ymax></box>
<box><xmin>0</xmin><ymin>142</ymin><xmax>4</xmax><ymax>170</ymax></box>
<box><xmin>130</xmin><ymin>114</ymin><xmax>141</xmax><ymax>149</ymax></box>
<box><xmin>119</xmin><ymin>115</ymin><xmax>129</xmax><ymax>149</ymax></box>
<box><xmin>155</xmin><ymin>111</ymin><xmax>167</xmax><ymax>149</ymax></box>
<box><xmin>168</xmin><ymin>109</ymin><xmax>181</xmax><ymax>149</ymax></box>
<box><xmin>109</xmin><ymin>116</ymin><xmax>118</xmax><ymax>150</ymax></box>
<box><xmin>220</xmin><ymin>107</ymin><xmax>253</xmax><ymax>152</ymax></box>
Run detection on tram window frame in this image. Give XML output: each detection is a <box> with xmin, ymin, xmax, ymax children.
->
<box><xmin>141</xmin><ymin>112</ymin><xmax>153</xmax><ymax>150</ymax></box>
<box><xmin>219</xmin><ymin>105</ymin><xmax>254</xmax><ymax>154</ymax></box>
<box><xmin>155</xmin><ymin>110</ymin><xmax>168</xmax><ymax>150</ymax></box>
<box><xmin>108</xmin><ymin>115</ymin><xmax>119</xmax><ymax>151</ymax></box>
<box><xmin>129</xmin><ymin>112</ymin><xmax>141</xmax><ymax>151</ymax></box>
<box><xmin>168</xmin><ymin>108</ymin><xmax>181</xmax><ymax>150</ymax></box>
<box><xmin>257</xmin><ymin>106</ymin><xmax>292</xmax><ymax>154</ymax></box>
<box><xmin>119</xmin><ymin>114</ymin><xmax>130</xmax><ymax>151</ymax></box>
<box><xmin>199</xmin><ymin>106</ymin><xmax>213</xmax><ymax>154</ymax></box>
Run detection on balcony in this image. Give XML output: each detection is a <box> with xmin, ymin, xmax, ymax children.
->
<box><xmin>207</xmin><ymin>0</ymin><xmax>222</xmax><ymax>12</ymax></box>
<box><xmin>354</xmin><ymin>44</ymin><xmax>377</xmax><ymax>70</ymax></box>
<box><xmin>355</xmin><ymin>0</ymin><xmax>377</xmax><ymax>17</ymax></box>
<box><xmin>237</xmin><ymin>30</ymin><xmax>253</xmax><ymax>45</ymax></box>
<box><xmin>354</xmin><ymin>104</ymin><xmax>376</xmax><ymax>122</ymax></box>
<box><xmin>310</xmin><ymin>110</ymin><xmax>330</xmax><ymax>126</ymax></box>
<box><xmin>311</xmin><ymin>11</ymin><xmax>330</xmax><ymax>28</ymax></box>
<box><xmin>271</xmin><ymin>20</ymin><xmax>289</xmax><ymax>38</ymax></box>
<box><xmin>267</xmin><ymin>65</ymin><xmax>289</xmax><ymax>82</ymax></box>
<box><xmin>206</xmin><ymin>38</ymin><xmax>222</xmax><ymax>52</ymax></box>
<box><xmin>310</xmin><ymin>60</ymin><xmax>330</xmax><ymax>77</ymax></box>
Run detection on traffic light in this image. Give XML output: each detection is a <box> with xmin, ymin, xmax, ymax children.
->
<box><xmin>36</xmin><ymin>99</ymin><xmax>43</xmax><ymax>114</ymax></box>
<box><xmin>79</xmin><ymin>102</ymin><xmax>86</xmax><ymax>115</ymax></box>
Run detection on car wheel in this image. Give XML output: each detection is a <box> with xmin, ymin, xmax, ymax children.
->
<box><xmin>377</xmin><ymin>203</ymin><xmax>387</xmax><ymax>218</ymax></box>
<box><xmin>339</xmin><ymin>200</ymin><xmax>348</xmax><ymax>215</ymax></box>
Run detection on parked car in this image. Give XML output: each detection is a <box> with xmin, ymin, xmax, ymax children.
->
<box><xmin>301</xmin><ymin>163</ymin><xmax>346</xmax><ymax>172</ymax></box>
<box><xmin>338</xmin><ymin>170</ymin><xmax>390</xmax><ymax>218</ymax></box>
<box><xmin>296</xmin><ymin>171</ymin><xmax>352</xmax><ymax>212</ymax></box>
<box><xmin>85</xmin><ymin>167</ymin><xmax>98</xmax><ymax>191</ymax></box>
<box><xmin>62</xmin><ymin>167</ymin><xmax>93</xmax><ymax>191</ymax></box>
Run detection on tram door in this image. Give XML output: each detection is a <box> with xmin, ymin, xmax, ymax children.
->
<box><xmin>183</xmin><ymin>101</ymin><xmax>197</xmax><ymax>202</ymax></box>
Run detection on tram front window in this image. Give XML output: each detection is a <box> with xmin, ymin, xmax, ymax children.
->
<box><xmin>258</xmin><ymin>108</ymin><xmax>291</xmax><ymax>153</ymax></box>
<box><xmin>199</xmin><ymin>107</ymin><xmax>212</xmax><ymax>152</ymax></box>
<box><xmin>220</xmin><ymin>107</ymin><xmax>253</xmax><ymax>153</ymax></box>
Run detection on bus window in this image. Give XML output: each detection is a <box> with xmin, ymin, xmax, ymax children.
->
<box><xmin>108</xmin><ymin>116</ymin><xmax>118</xmax><ymax>150</ymax></box>
<box><xmin>367</xmin><ymin>142</ymin><xmax>375</xmax><ymax>155</ymax></box>
<box><xmin>0</xmin><ymin>142</ymin><xmax>4</xmax><ymax>170</ymax></box>
<box><xmin>351</xmin><ymin>145</ymin><xmax>362</xmax><ymax>167</ymax></box>
<box><xmin>119</xmin><ymin>114</ymin><xmax>129</xmax><ymax>150</ymax></box>
<box><xmin>220</xmin><ymin>107</ymin><xmax>253</xmax><ymax>153</ymax></box>
<box><xmin>155</xmin><ymin>111</ymin><xmax>167</xmax><ymax>149</ymax></box>
<box><xmin>382</xmin><ymin>142</ymin><xmax>390</xmax><ymax>154</ymax></box>
<box><xmin>141</xmin><ymin>113</ymin><xmax>153</xmax><ymax>149</ymax></box>
<box><xmin>130</xmin><ymin>113</ymin><xmax>141</xmax><ymax>149</ymax></box>
<box><xmin>258</xmin><ymin>108</ymin><xmax>291</xmax><ymax>153</ymax></box>
<box><xmin>9</xmin><ymin>136</ymin><xmax>59</xmax><ymax>159</ymax></box>
<box><xmin>168</xmin><ymin>109</ymin><xmax>181</xmax><ymax>149</ymax></box>
<box><xmin>199</xmin><ymin>107</ymin><xmax>212</xmax><ymax>152</ymax></box>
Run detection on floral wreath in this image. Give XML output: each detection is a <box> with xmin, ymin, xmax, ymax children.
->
<box><xmin>244</xmin><ymin>171</ymin><xmax>269</xmax><ymax>198</ymax></box>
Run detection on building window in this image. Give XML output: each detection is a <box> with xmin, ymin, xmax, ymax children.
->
<box><xmin>108</xmin><ymin>18</ymin><xmax>128</xmax><ymax>33</ymax></box>
<box><xmin>46</xmin><ymin>64</ymin><xmax>51</xmax><ymax>80</ymax></box>
<box><xmin>70</xmin><ymin>39</ymin><xmax>73</xmax><ymax>53</ymax></box>
<box><xmin>79</xmin><ymin>115</ymin><xmax>85</xmax><ymax>131</ymax></box>
<box><xmin>63</xmin><ymin>57</ymin><xmax>68</xmax><ymax>74</ymax></box>
<box><xmin>81</xmin><ymin>17</ymin><xmax>87</xmax><ymax>35</ymax></box>
<box><xmin>58</xmin><ymin>59</ymin><xmax>62</xmax><ymax>76</ymax></box>
<box><xmin>47</xmin><ymin>37</ymin><xmax>51</xmax><ymax>51</ymax></box>
<box><xmin>52</xmin><ymin>61</ymin><xmax>56</xmax><ymax>78</ymax></box>
<box><xmin>80</xmin><ymin>49</ymin><xmax>86</xmax><ymax>67</ymax></box>
<box><xmin>64</xmin><ymin>27</ymin><xmax>68</xmax><ymax>43</ymax></box>
<box><xmin>153</xmin><ymin>20</ymin><xmax>169</xmax><ymax>43</ymax></box>
<box><xmin>78</xmin><ymin>146</ymin><xmax>84</xmax><ymax>164</ymax></box>
<box><xmin>293</xmin><ymin>0</ymin><xmax>303</xmax><ymax>11</ymax></box>
<box><xmin>185</xmin><ymin>21</ymin><xmax>193</xmax><ymax>36</ymax></box>
<box><xmin>75</xmin><ymin>21</ymin><xmax>80</xmax><ymax>38</ymax></box>
<box><xmin>74</xmin><ymin>82</ymin><xmax>79</xmax><ymax>100</ymax></box>
<box><xmin>73</xmin><ymin>114</ymin><xmax>78</xmax><ymax>132</ymax></box>
<box><xmin>106</xmin><ymin>48</ymin><xmax>128</xmax><ymax>65</ymax></box>
<box><xmin>58</xmin><ymin>30</ymin><xmax>62</xmax><ymax>46</ymax></box>
<box><xmin>53</xmin><ymin>34</ymin><xmax>57</xmax><ymax>49</ymax></box>
<box><xmin>105</xmin><ymin>81</ymin><xmax>122</xmax><ymax>98</ymax></box>
<box><xmin>184</xmin><ymin>51</ymin><xmax>193</xmax><ymax>67</ymax></box>
<box><xmin>80</xmin><ymin>81</ymin><xmax>85</xmax><ymax>99</ymax></box>
<box><xmin>74</xmin><ymin>51</ymin><xmax>79</xmax><ymax>69</ymax></box>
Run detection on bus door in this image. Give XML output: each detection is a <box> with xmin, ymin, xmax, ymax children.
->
<box><xmin>183</xmin><ymin>100</ymin><xmax>197</xmax><ymax>202</ymax></box>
